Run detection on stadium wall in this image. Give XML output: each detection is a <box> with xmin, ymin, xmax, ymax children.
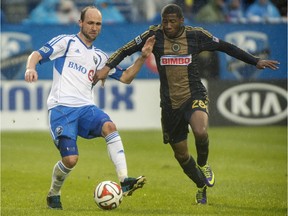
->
<box><xmin>1</xmin><ymin>79</ymin><xmax>286</xmax><ymax>131</ymax></box>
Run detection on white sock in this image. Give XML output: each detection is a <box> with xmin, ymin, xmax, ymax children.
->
<box><xmin>48</xmin><ymin>160</ymin><xmax>73</xmax><ymax>196</ymax></box>
<box><xmin>105</xmin><ymin>131</ymin><xmax>128</xmax><ymax>182</ymax></box>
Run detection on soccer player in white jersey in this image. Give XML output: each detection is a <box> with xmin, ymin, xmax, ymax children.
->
<box><xmin>25</xmin><ymin>5</ymin><xmax>156</xmax><ymax>210</ymax></box>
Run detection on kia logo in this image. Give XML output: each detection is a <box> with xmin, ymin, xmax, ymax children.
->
<box><xmin>217</xmin><ymin>83</ymin><xmax>287</xmax><ymax>125</ymax></box>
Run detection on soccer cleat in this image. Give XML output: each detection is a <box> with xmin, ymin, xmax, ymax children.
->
<box><xmin>47</xmin><ymin>195</ymin><xmax>63</xmax><ymax>210</ymax></box>
<box><xmin>120</xmin><ymin>176</ymin><xmax>146</xmax><ymax>196</ymax></box>
<box><xmin>195</xmin><ymin>185</ymin><xmax>207</xmax><ymax>204</ymax></box>
<box><xmin>198</xmin><ymin>164</ymin><xmax>215</xmax><ymax>187</ymax></box>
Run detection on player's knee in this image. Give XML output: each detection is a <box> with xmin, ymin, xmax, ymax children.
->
<box><xmin>193</xmin><ymin>127</ymin><xmax>208</xmax><ymax>141</ymax></box>
<box><xmin>102</xmin><ymin>121</ymin><xmax>117</xmax><ymax>137</ymax></box>
<box><xmin>62</xmin><ymin>155</ymin><xmax>78</xmax><ymax>168</ymax></box>
<box><xmin>174</xmin><ymin>152</ymin><xmax>190</xmax><ymax>164</ymax></box>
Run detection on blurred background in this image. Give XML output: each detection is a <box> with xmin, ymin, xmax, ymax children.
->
<box><xmin>1</xmin><ymin>0</ymin><xmax>287</xmax><ymax>130</ymax></box>
<box><xmin>1</xmin><ymin>0</ymin><xmax>287</xmax><ymax>24</ymax></box>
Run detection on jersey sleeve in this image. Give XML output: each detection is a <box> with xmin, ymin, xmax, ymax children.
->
<box><xmin>195</xmin><ymin>28</ymin><xmax>259</xmax><ymax>66</ymax></box>
<box><xmin>193</xmin><ymin>27</ymin><xmax>222</xmax><ymax>52</ymax></box>
<box><xmin>38</xmin><ymin>35</ymin><xmax>68</xmax><ymax>64</ymax></box>
<box><xmin>216</xmin><ymin>40</ymin><xmax>260</xmax><ymax>66</ymax></box>
<box><xmin>106</xmin><ymin>27</ymin><xmax>154</xmax><ymax>69</ymax></box>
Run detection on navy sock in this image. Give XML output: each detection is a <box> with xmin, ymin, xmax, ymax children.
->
<box><xmin>180</xmin><ymin>156</ymin><xmax>205</xmax><ymax>188</ymax></box>
<box><xmin>196</xmin><ymin>137</ymin><xmax>209</xmax><ymax>167</ymax></box>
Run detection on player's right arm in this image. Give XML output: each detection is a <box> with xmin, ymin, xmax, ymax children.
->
<box><xmin>92</xmin><ymin>30</ymin><xmax>152</xmax><ymax>86</ymax></box>
<box><xmin>119</xmin><ymin>35</ymin><xmax>155</xmax><ymax>84</ymax></box>
<box><xmin>25</xmin><ymin>51</ymin><xmax>42</xmax><ymax>83</ymax></box>
<box><xmin>25</xmin><ymin>34</ymin><xmax>68</xmax><ymax>83</ymax></box>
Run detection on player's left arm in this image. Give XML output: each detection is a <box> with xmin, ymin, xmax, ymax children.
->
<box><xmin>217</xmin><ymin>40</ymin><xmax>280</xmax><ymax>70</ymax></box>
<box><xmin>197</xmin><ymin>30</ymin><xmax>280</xmax><ymax>71</ymax></box>
<box><xmin>255</xmin><ymin>59</ymin><xmax>280</xmax><ymax>70</ymax></box>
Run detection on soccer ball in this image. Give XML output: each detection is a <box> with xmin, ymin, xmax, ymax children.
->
<box><xmin>94</xmin><ymin>181</ymin><xmax>123</xmax><ymax>210</ymax></box>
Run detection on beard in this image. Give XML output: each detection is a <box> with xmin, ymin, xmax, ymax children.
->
<box><xmin>81</xmin><ymin>29</ymin><xmax>98</xmax><ymax>42</ymax></box>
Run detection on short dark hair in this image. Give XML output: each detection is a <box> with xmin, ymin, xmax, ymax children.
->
<box><xmin>80</xmin><ymin>5</ymin><xmax>98</xmax><ymax>21</ymax></box>
<box><xmin>161</xmin><ymin>4</ymin><xmax>184</xmax><ymax>19</ymax></box>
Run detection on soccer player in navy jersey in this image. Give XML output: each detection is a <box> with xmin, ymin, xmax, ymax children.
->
<box><xmin>25</xmin><ymin>5</ymin><xmax>155</xmax><ymax>210</ymax></box>
<box><xmin>92</xmin><ymin>4</ymin><xmax>279</xmax><ymax>204</ymax></box>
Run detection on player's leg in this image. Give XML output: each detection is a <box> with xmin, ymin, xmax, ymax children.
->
<box><xmin>48</xmin><ymin>139</ymin><xmax>78</xmax><ymax>196</ymax></box>
<box><xmin>102</xmin><ymin>122</ymin><xmax>146</xmax><ymax>196</ymax></box>
<box><xmin>189</xmin><ymin>110</ymin><xmax>215</xmax><ymax>187</ymax></box>
<box><xmin>79</xmin><ymin>105</ymin><xmax>146</xmax><ymax>196</ymax></box>
<box><xmin>170</xmin><ymin>140</ymin><xmax>207</xmax><ymax>204</ymax></box>
<box><xmin>47</xmin><ymin>153</ymin><xmax>76</xmax><ymax>210</ymax></box>
<box><xmin>162</xmin><ymin>107</ymin><xmax>204</xmax><ymax>187</ymax></box>
<box><xmin>47</xmin><ymin>106</ymin><xmax>79</xmax><ymax>210</ymax></box>
<box><xmin>162</xmin><ymin>106</ymin><xmax>207</xmax><ymax>204</ymax></box>
<box><xmin>101</xmin><ymin>121</ymin><xmax>128</xmax><ymax>182</ymax></box>
<box><xmin>170</xmin><ymin>140</ymin><xmax>205</xmax><ymax>188</ymax></box>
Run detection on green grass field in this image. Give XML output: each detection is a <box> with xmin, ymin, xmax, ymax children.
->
<box><xmin>1</xmin><ymin>127</ymin><xmax>287</xmax><ymax>216</ymax></box>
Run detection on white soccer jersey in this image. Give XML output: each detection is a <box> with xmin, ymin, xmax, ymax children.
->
<box><xmin>38</xmin><ymin>34</ymin><xmax>119</xmax><ymax>110</ymax></box>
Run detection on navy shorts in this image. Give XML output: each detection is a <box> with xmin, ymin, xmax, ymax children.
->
<box><xmin>49</xmin><ymin>105</ymin><xmax>112</xmax><ymax>145</ymax></box>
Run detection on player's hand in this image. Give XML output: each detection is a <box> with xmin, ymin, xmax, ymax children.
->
<box><xmin>256</xmin><ymin>60</ymin><xmax>280</xmax><ymax>70</ymax></box>
<box><xmin>92</xmin><ymin>65</ymin><xmax>110</xmax><ymax>87</ymax></box>
<box><xmin>25</xmin><ymin>68</ymin><xmax>38</xmax><ymax>82</ymax></box>
<box><xmin>141</xmin><ymin>35</ymin><xmax>156</xmax><ymax>59</ymax></box>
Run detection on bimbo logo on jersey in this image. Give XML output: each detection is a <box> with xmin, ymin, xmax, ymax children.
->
<box><xmin>160</xmin><ymin>54</ymin><xmax>192</xmax><ymax>66</ymax></box>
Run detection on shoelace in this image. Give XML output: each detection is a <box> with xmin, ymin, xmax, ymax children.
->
<box><xmin>202</xmin><ymin>166</ymin><xmax>212</xmax><ymax>178</ymax></box>
<box><xmin>196</xmin><ymin>188</ymin><xmax>206</xmax><ymax>199</ymax></box>
<box><xmin>52</xmin><ymin>196</ymin><xmax>61</xmax><ymax>203</ymax></box>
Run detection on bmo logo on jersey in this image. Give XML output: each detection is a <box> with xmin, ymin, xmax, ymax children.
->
<box><xmin>160</xmin><ymin>54</ymin><xmax>192</xmax><ymax>66</ymax></box>
<box><xmin>217</xmin><ymin>83</ymin><xmax>287</xmax><ymax>125</ymax></box>
<box><xmin>67</xmin><ymin>61</ymin><xmax>87</xmax><ymax>74</ymax></box>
